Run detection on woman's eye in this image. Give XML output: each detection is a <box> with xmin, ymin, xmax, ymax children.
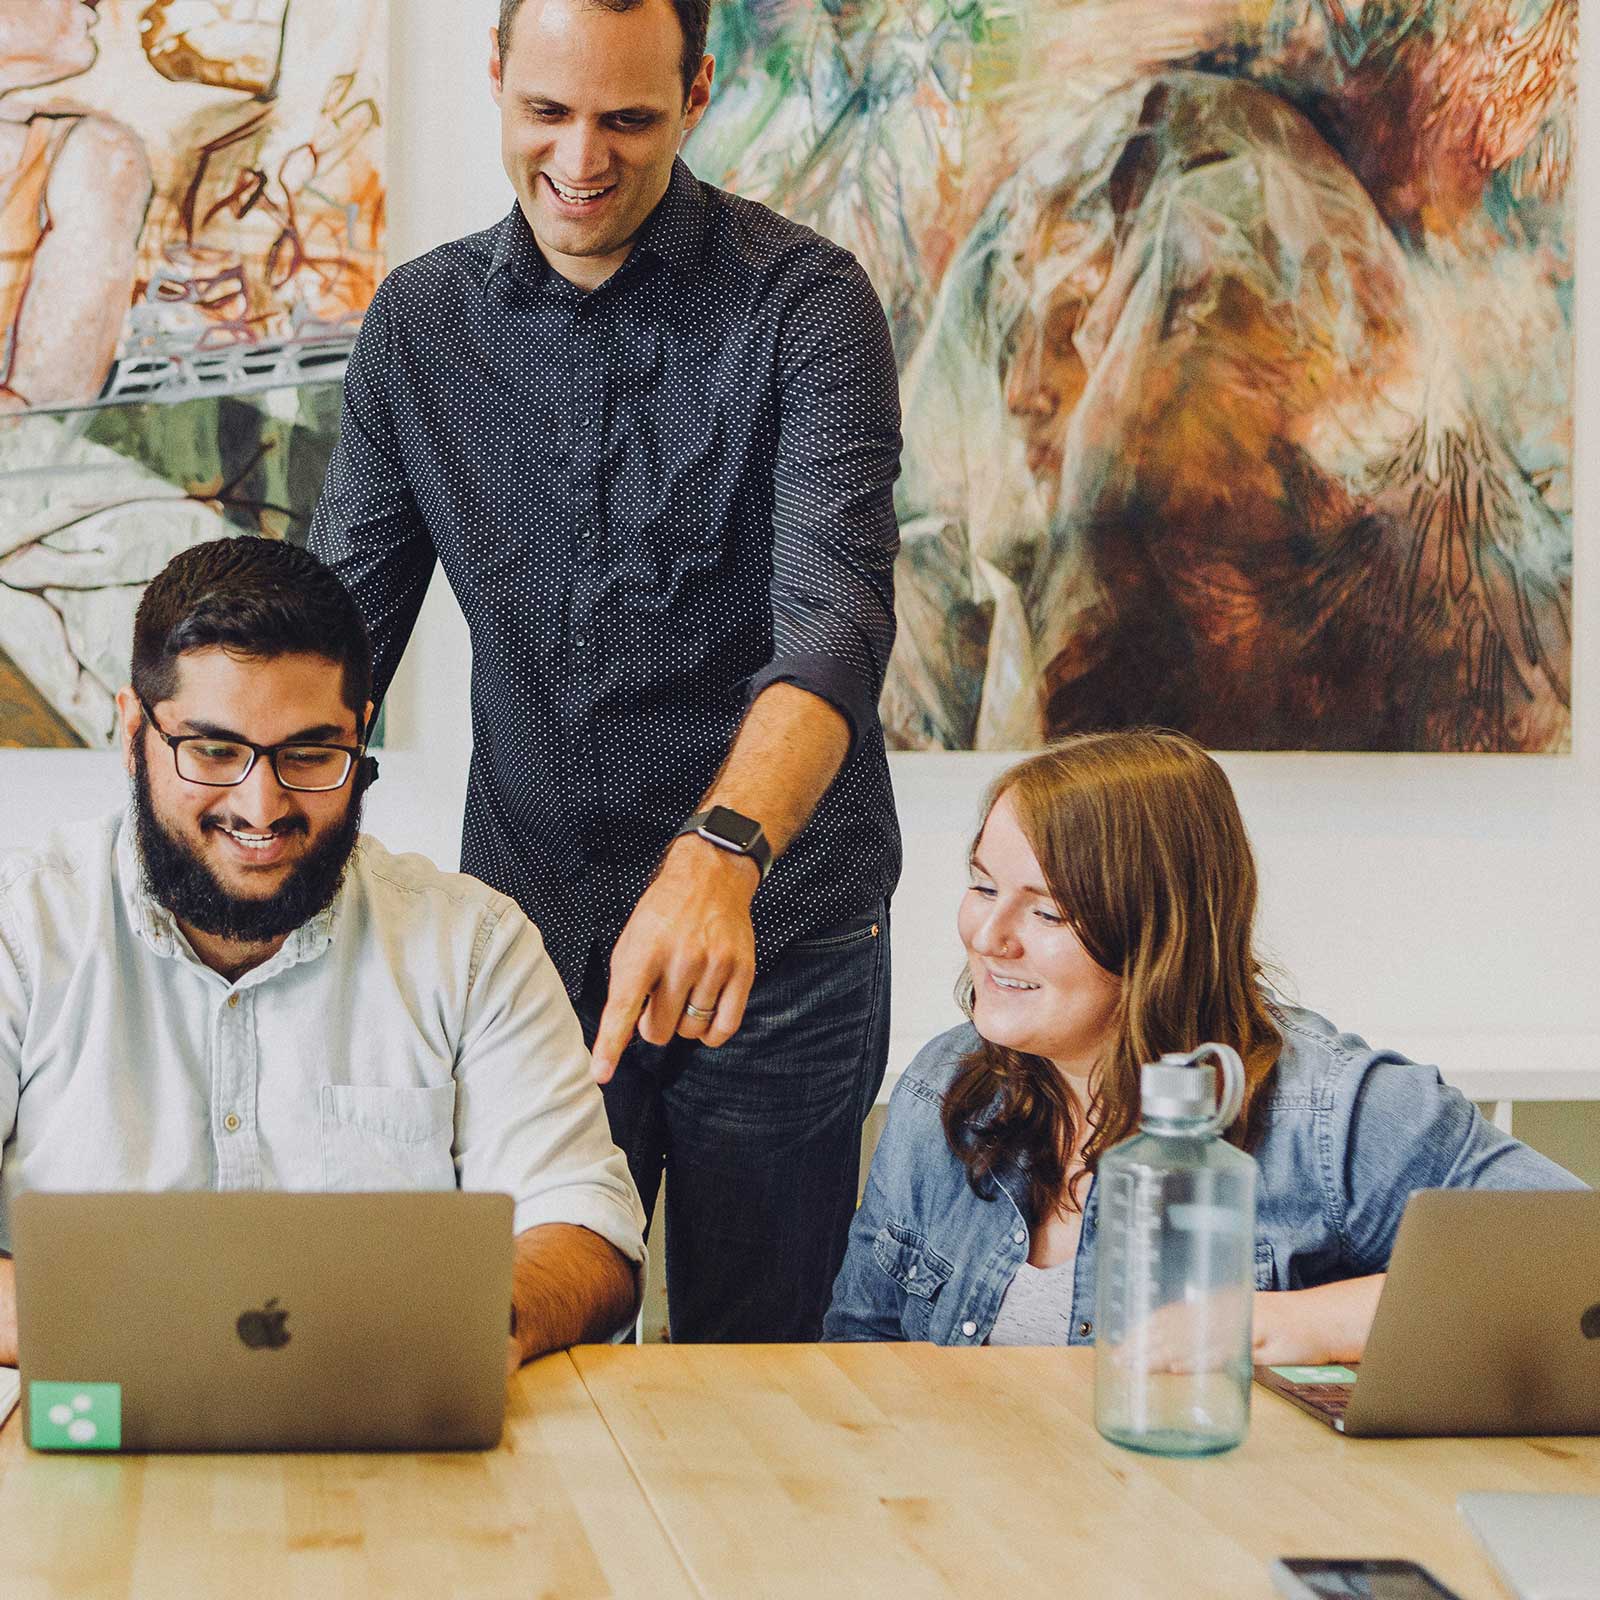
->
<box><xmin>1034</xmin><ymin>908</ymin><xmax>1066</xmax><ymax>925</ymax></box>
<box><xmin>967</xmin><ymin>882</ymin><xmax>996</xmax><ymax>897</ymax></box>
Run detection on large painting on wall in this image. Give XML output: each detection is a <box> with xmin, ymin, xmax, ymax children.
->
<box><xmin>689</xmin><ymin>0</ymin><xmax>1574</xmax><ymax>751</ymax></box>
<box><xmin>0</xmin><ymin>0</ymin><xmax>385</xmax><ymax>748</ymax></box>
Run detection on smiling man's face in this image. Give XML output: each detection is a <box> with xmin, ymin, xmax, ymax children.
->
<box><xmin>118</xmin><ymin>647</ymin><xmax>366</xmax><ymax>955</ymax></box>
<box><xmin>489</xmin><ymin>0</ymin><xmax>712</xmax><ymax>291</ymax></box>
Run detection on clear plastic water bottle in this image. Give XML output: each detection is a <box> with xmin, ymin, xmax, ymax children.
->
<box><xmin>1094</xmin><ymin>1043</ymin><xmax>1258</xmax><ymax>1456</ymax></box>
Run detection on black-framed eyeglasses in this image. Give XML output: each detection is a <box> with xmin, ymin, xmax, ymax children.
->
<box><xmin>139</xmin><ymin>697</ymin><xmax>366</xmax><ymax>793</ymax></box>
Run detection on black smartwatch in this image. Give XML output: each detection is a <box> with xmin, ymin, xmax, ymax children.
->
<box><xmin>676</xmin><ymin>805</ymin><xmax>773</xmax><ymax>882</ymax></box>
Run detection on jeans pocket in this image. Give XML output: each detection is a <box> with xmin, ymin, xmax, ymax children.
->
<box><xmin>319</xmin><ymin>1084</ymin><xmax>457</xmax><ymax>1190</ymax></box>
<box><xmin>787</xmin><ymin>913</ymin><xmax>884</xmax><ymax>953</ymax></box>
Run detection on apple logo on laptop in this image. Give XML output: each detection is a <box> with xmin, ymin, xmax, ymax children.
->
<box><xmin>236</xmin><ymin>1299</ymin><xmax>291</xmax><ymax>1350</ymax></box>
<box><xmin>1582</xmin><ymin>1303</ymin><xmax>1600</xmax><ymax>1341</ymax></box>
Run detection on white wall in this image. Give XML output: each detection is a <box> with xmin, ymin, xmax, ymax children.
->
<box><xmin>3</xmin><ymin>0</ymin><xmax>1596</xmax><ymax>1096</ymax></box>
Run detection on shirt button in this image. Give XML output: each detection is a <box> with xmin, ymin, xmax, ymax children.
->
<box><xmin>961</xmin><ymin>1320</ymin><xmax>977</xmax><ymax>1338</ymax></box>
<box><xmin>223</xmin><ymin>1114</ymin><xmax>242</xmax><ymax>1133</ymax></box>
<box><xmin>1078</xmin><ymin>1320</ymin><xmax>1094</xmax><ymax>1339</ymax></box>
<box><xmin>227</xmin><ymin>994</ymin><xmax>240</xmax><ymax>1009</ymax></box>
<box><xmin>1012</xmin><ymin>1229</ymin><xmax>1026</xmax><ymax>1245</ymax></box>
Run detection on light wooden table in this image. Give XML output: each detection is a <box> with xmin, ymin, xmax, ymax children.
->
<box><xmin>573</xmin><ymin>1344</ymin><xmax>1600</xmax><ymax>1600</ymax></box>
<box><xmin>3</xmin><ymin>1345</ymin><xmax>1597</xmax><ymax>1599</ymax></box>
<box><xmin>0</xmin><ymin>1353</ymin><xmax>696</xmax><ymax>1600</ymax></box>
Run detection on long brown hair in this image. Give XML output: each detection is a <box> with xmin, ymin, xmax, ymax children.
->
<box><xmin>942</xmin><ymin>729</ymin><xmax>1281</xmax><ymax>1222</ymax></box>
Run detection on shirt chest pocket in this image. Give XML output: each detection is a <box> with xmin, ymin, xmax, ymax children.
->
<box><xmin>319</xmin><ymin>1084</ymin><xmax>457</xmax><ymax>1192</ymax></box>
<box><xmin>873</xmin><ymin>1222</ymin><xmax>955</xmax><ymax>1342</ymax></box>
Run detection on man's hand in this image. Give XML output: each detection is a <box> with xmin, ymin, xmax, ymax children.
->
<box><xmin>590</xmin><ymin>838</ymin><xmax>758</xmax><ymax>1083</ymax></box>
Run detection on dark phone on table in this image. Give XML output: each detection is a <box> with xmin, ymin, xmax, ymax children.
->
<box><xmin>1270</xmin><ymin>1558</ymin><xmax>1466</xmax><ymax>1600</ymax></box>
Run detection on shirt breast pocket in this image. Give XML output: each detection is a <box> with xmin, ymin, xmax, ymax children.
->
<box><xmin>873</xmin><ymin>1222</ymin><xmax>954</xmax><ymax>1342</ymax></box>
<box><xmin>319</xmin><ymin>1084</ymin><xmax>457</xmax><ymax>1191</ymax></box>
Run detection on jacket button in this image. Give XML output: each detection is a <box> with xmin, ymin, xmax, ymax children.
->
<box><xmin>1078</xmin><ymin>1320</ymin><xmax>1093</xmax><ymax>1338</ymax></box>
<box><xmin>961</xmin><ymin>1320</ymin><xmax>977</xmax><ymax>1338</ymax></box>
<box><xmin>1012</xmin><ymin>1229</ymin><xmax>1026</xmax><ymax>1245</ymax></box>
<box><xmin>906</xmin><ymin>1264</ymin><xmax>918</xmax><ymax>1279</ymax></box>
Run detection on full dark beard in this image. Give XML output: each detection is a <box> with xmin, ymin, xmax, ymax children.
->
<box><xmin>132</xmin><ymin>738</ymin><xmax>363</xmax><ymax>946</ymax></box>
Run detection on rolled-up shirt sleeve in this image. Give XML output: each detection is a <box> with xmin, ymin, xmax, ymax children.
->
<box><xmin>749</xmin><ymin>250</ymin><xmax>902</xmax><ymax>746</ymax></box>
<box><xmin>452</xmin><ymin>901</ymin><xmax>646</xmax><ymax>1264</ymax></box>
<box><xmin>308</xmin><ymin>279</ymin><xmax>437</xmax><ymax>709</ymax></box>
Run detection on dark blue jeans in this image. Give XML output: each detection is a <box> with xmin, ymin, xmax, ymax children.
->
<box><xmin>578</xmin><ymin>906</ymin><xmax>891</xmax><ymax>1342</ymax></box>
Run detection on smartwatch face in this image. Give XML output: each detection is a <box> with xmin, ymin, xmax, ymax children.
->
<box><xmin>701</xmin><ymin>805</ymin><xmax>763</xmax><ymax>850</ymax></box>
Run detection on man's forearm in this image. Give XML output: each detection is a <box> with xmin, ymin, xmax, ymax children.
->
<box><xmin>700</xmin><ymin>681</ymin><xmax>851</xmax><ymax>856</ymax></box>
<box><xmin>509</xmin><ymin>1224</ymin><xmax>639</xmax><ymax>1364</ymax></box>
<box><xmin>0</xmin><ymin>1257</ymin><xmax>16</xmax><ymax>1367</ymax></box>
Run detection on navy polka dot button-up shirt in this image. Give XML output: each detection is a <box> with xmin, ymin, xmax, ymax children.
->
<box><xmin>310</xmin><ymin>159</ymin><xmax>903</xmax><ymax>997</ymax></box>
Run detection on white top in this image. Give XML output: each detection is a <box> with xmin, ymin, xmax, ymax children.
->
<box><xmin>988</xmin><ymin>1256</ymin><xmax>1079</xmax><ymax>1346</ymax></box>
<box><xmin>0</xmin><ymin>812</ymin><xmax>646</xmax><ymax>1261</ymax></box>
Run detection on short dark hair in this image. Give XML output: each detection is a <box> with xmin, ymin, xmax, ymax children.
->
<box><xmin>498</xmin><ymin>0</ymin><xmax>711</xmax><ymax>102</ymax></box>
<box><xmin>131</xmin><ymin>538</ymin><xmax>373</xmax><ymax>727</ymax></box>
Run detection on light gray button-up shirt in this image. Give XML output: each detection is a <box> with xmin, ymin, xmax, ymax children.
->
<box><xmin>0</xmin><ymin>812</ymin><xmax>646</xmax><ymax>1262</ymax></box>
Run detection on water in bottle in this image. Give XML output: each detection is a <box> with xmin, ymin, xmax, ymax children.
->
<box><xmin>1094</xmin><ymin>1043</ymin><xmax>1258</xmax><ymax>1456</ymax></box>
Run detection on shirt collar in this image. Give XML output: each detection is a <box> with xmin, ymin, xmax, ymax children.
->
<box><xmin>487</xmin><ymin>157</ymin><xmax>707</xmax><ymax>290</ymax></box>
<box><xmin>115</xmin><ymin>808</ymin><xmax>343</xmax><ymax>985</ymax></box>
<box><xmin>632</xmin><ymin>157</ymin><xmax>707</xmax><ymax>278</ymax></box>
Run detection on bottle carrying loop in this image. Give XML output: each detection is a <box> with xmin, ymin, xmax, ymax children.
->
<box><xmin>1158</xmin><ymin>1042</ymin><xmax>1245</xmax><ymax>1136</ymax></box>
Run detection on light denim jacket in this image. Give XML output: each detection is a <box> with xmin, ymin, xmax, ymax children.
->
<box><xmin>824</xmin><ymin>1003</ymin><xmax>1586</xmax><ymax>1345</ymax></box>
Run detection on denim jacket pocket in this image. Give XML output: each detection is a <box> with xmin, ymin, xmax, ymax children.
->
<box><xmin>873</xmin><ymin>1221</ymin><xmax>954</xmax><ymax>1340</ymax></box>
<box><xmin>319</xmin><ymin>1083</ymin><xmax>457</xmax><ymax>1191</ymax></box>
<box><xmin>1254</xmin><ymin>1238</ymin><xmax>1276</xmax><ymax>1291</ymax></box>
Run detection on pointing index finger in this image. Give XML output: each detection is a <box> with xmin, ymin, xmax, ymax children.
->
<box><xmin>591</xmin><ymin>978</ymin><xmax>649</xmax><ymax>1084</ymax></box>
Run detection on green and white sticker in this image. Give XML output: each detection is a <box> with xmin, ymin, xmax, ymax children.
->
<box><xmin>29</xmin><ymin>1382</ymin><xmax>121</xmax><ymax>1451</ymax></box>
<box><xmin>1269</xmin><ymin>1364</ymin><xmax>1358</xmax><ymax>1385</ymax></box>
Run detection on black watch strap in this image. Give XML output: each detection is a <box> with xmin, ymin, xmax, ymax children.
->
<box><xmin>676</xmin><ymin>805</ymin><xmax>773</xmax><ymax>882</ymax></box>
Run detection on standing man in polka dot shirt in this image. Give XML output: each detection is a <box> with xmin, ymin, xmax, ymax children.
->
<box><xmin>310</xmin><ymin>0</ymin><xmax>902</xmax><ymax>1341</ymax></box>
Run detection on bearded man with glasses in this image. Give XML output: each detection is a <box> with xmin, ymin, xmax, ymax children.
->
<box><xmin>0</xmin><ymin>538</ymin><xmax>646</xmax><ymax>1375</ymax></box>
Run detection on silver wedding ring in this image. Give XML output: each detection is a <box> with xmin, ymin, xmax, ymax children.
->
<box><xmin>683</xmin><ymin>1001</ymin><xmax>716</xmax><ymax>1021</ymax></box>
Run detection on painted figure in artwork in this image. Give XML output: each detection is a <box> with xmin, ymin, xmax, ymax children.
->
<box><xmin>692</xmin><ymin>0</ymin><xmax>1576</xmax><ymax>753</ymax></box>
<box><xmin>990</xmin><ymin>71</ymin><xmax>1569</xmax><ymax>752</ymax></box>
<box><xmin>0</xmin><ymin>0</ymin><xmax>384</xmax><ymax>750</ymax></box>
<box><xmin>0</xmin><ymin>0</ymin><xmax>151</xmax><ymax>410</ymax></box>
<box><xmin>132</xmin><ymin>0</ymin><xmax>381</xmax><ymax>371</ymax></box>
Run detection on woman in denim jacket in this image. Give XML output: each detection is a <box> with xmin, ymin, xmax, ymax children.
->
<box><xmin>824</xmin><ymin>731</ymin><xmax>1583</xmax><ymax>1358</ymax></box>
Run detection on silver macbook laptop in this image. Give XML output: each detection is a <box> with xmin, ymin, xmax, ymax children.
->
<box><xmin>13</xmin><ymin>1190</ymin><xmax>513</xmax><ymax>1452</ymax></box>
<box><xmin>1254</xmin><ymin>1189</ymin><xmax>1600</xmax><ymax>1437</ymax></box>
<box><xmin>1458</xmin><ymin>1493</ymin><xmax>1600</xmax><ymax>1600</ymax></box>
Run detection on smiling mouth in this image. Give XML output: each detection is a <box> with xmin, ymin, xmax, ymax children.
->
<box><xmin>220</xmin><ymin>828</ymin><xmax>281</xmax><ymax>851</ymax></box>
<box><xmin>544</xmin><ymin>174</ymin><xmax>615</xmax><ymax>207</ymax></box>
<box><xmin>988</xmin><ymin>973</ymin><xmax>1040</xmax><ymax>993</ymax></box>
<box><xmin>204</xmin><ymin>821</ymin><xmax>302</xmax><ymax>863</ymax></box>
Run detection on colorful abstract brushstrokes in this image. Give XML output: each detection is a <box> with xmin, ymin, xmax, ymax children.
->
<box><xmin>0</xmin><ymin>0</ymin><xmax>384</xmax><ymax>748</ymax></box>
<box><xmin>688</xmin><ymin>0</ymin><xmax>1574</xmax><ymax>751</ymax></box>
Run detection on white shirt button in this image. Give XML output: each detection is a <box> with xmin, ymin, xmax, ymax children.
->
<box><xmin>227</xmin><ymin>994</ymin><xmax>240</xmax><ymax>1009</ymax></box>
<box><xmin>223</xmin><ymin>1113</ymin><xmax>241</xmax><ymax>1133</ymax></box>
<box><xmin>961</xmin><ymin>1320</ymin><xmax>977</xmax><ymax>1338</ymax></box>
